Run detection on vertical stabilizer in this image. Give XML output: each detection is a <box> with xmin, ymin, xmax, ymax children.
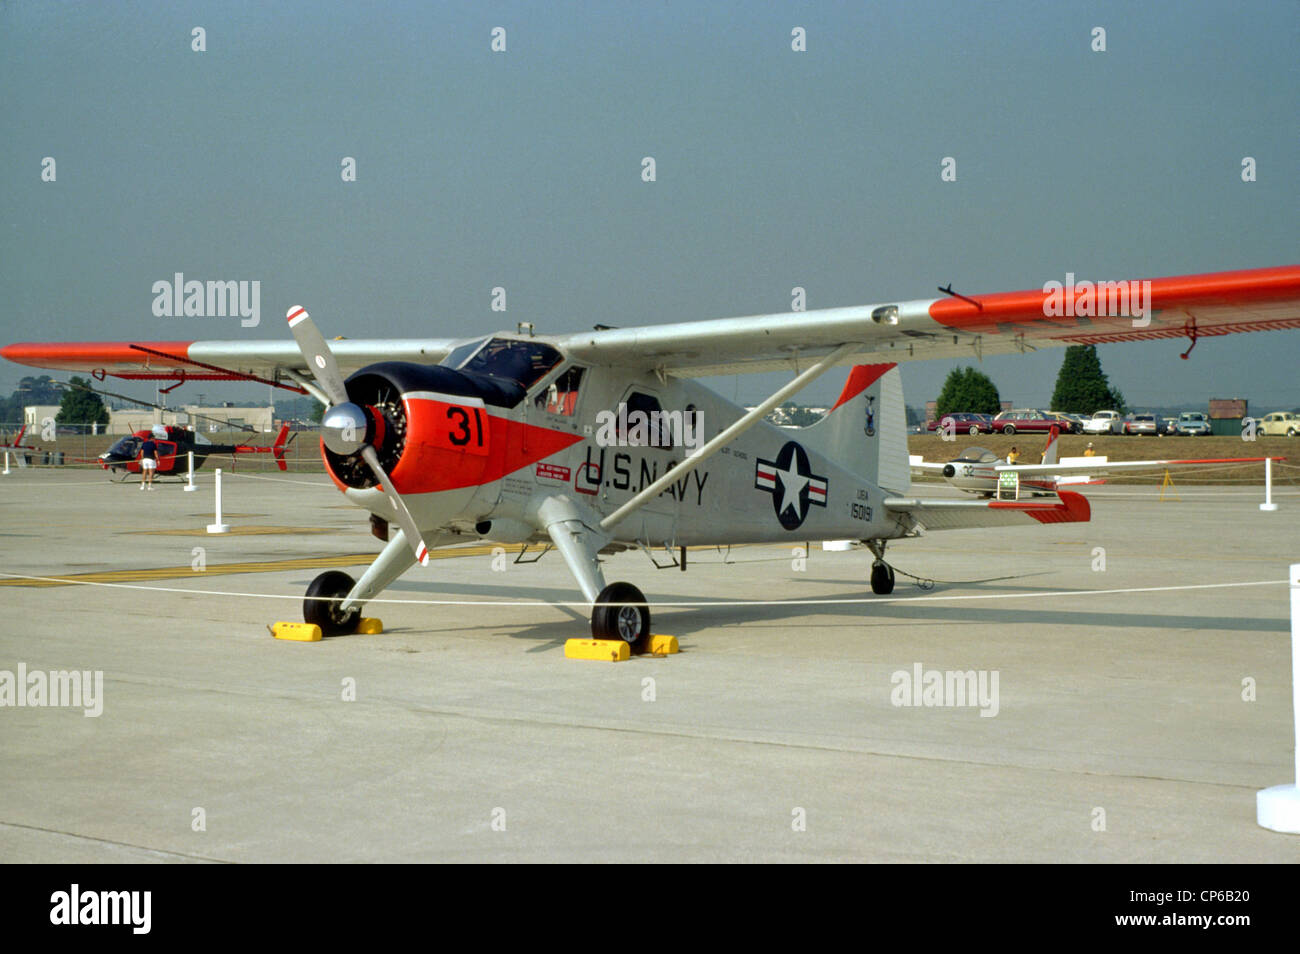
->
<box><xmin>799</xmin><ymin>363</ymin><xmax>910</xmax><ymax>493</ymax></box>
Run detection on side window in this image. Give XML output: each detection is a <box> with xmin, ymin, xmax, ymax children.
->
<box><xmin>536</xmin><ymin>366</ymin><xmax>585</xmax><ymax>417</ymax></box>
<box><xmin>622</xmin><ymin>390</ymin><xmax>675</xmax><ymax>449</ymax></box>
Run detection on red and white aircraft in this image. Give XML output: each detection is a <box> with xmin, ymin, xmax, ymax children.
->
<box><xmin>4</xmin><ymin>264</ymin><xmax>1298</xmax><ymax>649</ymax></box>
<box><xmin>913</xmin><ymin>426</ymin><xmax>1286</xmax><ymax>497</ymax></box>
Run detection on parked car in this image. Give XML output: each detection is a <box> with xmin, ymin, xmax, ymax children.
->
<box><xmin>1175</xmin><ymin>412</ymin><xmax>1212</xmax><ymax>436</ymax></box>
<box><xmin>1045</xmin><ymin>411</ymin><xmax>1083</xmax><ymax>434</ymax></box>
<box><xmin>927</xmin><ymin>412</ymin><xmax>994</xmax><ymax>436</ymax></box>
<box><xmin>991</xmin><ymin>409</ymin><xmax>1063</xmax><ymax>435</ymax></box>
<box><xmin>1123</xmin><ymin>413</ymin><xmax>1159</xmax><ymax>436</ymax></box>
<box><xmin>1258</xmin><ymin>412</ymin><xmax>1299</xmax><ymax>437</ymax></box>
<box><xmin>1160</xmin><ymin>417</ymin><xmax>1179</xmax><ymax>435</ymax></box>
<box><xmin>1083</xmin><ymin>410</ymin><xmax>1123</xmax><ymax>435</ymax></box>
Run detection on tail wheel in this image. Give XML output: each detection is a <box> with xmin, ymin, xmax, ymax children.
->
<box><xmin>870</xmin><ymin>562</ymin><xmax>895</xmax><ymax>595</ymax></box>
<box><xmin>304</xmin><ymin>570</ymin><xmax>362</xmax><ymax>636</ymax></box>
<box><xmin>592</xmin><ymin>582</ymin><xmax>651</xmax><ymax>653</ymax></box>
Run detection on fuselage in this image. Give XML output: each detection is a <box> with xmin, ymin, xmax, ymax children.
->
<box><xmin>331</xmin><ymin>337</ymin><xmax>909</xmax><ymax>549</ymax></box>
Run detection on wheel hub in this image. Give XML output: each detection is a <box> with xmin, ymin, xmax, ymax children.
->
<box><xmin>616</xmin><ymin>606</ymin><xmax>641</xmax><ymax>641</ymax></box>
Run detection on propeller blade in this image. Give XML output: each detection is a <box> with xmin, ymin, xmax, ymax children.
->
<box><xmin>286</xmin><ymin>306</ymin><xmax>349</xmax><ymax>406</ymax></box>
<box><xmin>359</xmin><ymin>446</ymin><xmax>429</xmax><ymax>566</ymax></box>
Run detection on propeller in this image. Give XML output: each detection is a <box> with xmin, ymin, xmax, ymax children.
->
<box><xmin>287</xmin><ymin>306</ymin><xmax>429</xmax><ymax>566</ymax></box>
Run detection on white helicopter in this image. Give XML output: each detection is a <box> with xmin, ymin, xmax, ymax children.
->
<box><xmin>4</xmin><ymin>263</ymin><xmax>1297</xmax><ymax>650</ymax></box>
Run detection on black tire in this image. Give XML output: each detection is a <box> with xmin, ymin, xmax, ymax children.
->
<box><xmin>870</xmin><ymin>562</ymin><xmax>895</xmax><ymax>595</ymax></box>
<box><xmin>968</xmin><ymin>425</ymin><xmax>979</xmax><ymax>436</ymax></box>
<box><xmin>1002</xmin><ymin>425</ymin><xmax>1016</xmax><ymax>435</ymax></box>
<box><xmin>304</xmin><ymin>570</ymin><xmax>362</xmax><ymax>636</ymax></box>
<box><xmin>591</xmin><ymin>582</ymin><xmax>651</xmax><ymax>653</ymax></box>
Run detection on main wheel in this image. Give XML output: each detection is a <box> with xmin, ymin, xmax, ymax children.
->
<box><xmin>591</xmin><ymin>581</ymin><xmax>651</xmax><ymax>653</ymax></box>
<box><xmin>304</xmin><ymin>570</ymin><xmax>362</xmax><ymax>636</ymax></box>
<box><xmin>870</xmin><ymin>561</ymin><xmax>895</xmax><ymax>595</ymax></box>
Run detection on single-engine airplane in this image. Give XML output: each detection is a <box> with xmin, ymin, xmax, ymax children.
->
<box><xmin>98</xmin><ymin>423</ymin><xmax>292</xmax><ymax>479</ymax></box>
<box><xmin>913</xmin><ymin>426</ymin><xmax>1286</xmax><ymax>497</ymax></box>
<box><xmin>4</xmin><ymin>263</ymin><xmax>1298</xmax><ymax>650</ymax></box>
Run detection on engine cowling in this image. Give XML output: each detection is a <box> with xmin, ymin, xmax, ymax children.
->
<box><xmin>321</xmin><ymin>362</ymin><xmax>523</xmax><ymax>494</ymax></box>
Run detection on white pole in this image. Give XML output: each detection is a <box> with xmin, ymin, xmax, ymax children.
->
<box><xmin>183</xmin><ymin>450</ymin><xmax>197</xmax><ymax>491</ymax></box>
<box><xmin>206</xmin><ymin>467</ymin><xmax>230</xmax><ymax>533</ymax></box>
<box><xmin>1257</xmin><ymin>563</ymin><xmax>1300</xmax><ymax>833</ymax></box>
<box><xmin>2</xmin><ymin>451</ymin><xmax>9</xmax><ymax>475</ymax></box>
<box><xmin>1260</xmin><ymin>457</ymin><xmax>1278</xmax><ymax>511</ymax></box>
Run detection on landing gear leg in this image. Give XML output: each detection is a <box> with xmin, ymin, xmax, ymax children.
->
<box><xmin>539</xmin><ymin>496</ymin><xmax>651</xmax><ymax>654</ymax></box>
<box><xmin>866</xmin><ymin>539</ymin><xmax>896</xmax><ymax>595</ymax></box>
<box><xmin>304</xmin><ymin>529</ymin><xmax>419</xmax><ymax>636</ymax></box>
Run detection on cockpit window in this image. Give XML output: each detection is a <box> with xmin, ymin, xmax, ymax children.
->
<box><xmin>443</xmin><ymin>337</ymin><xmax>489</xmax><ymax>370</ymax></box>
<box><xmin>107</xmin><ymin>436</ymin><xmax>141</xmax><ymax>457</ymax></box>
<box><xmin>955</xmin><ymin>447</ymin><xmax>998</xmax><ymax>463</ymax></box>
<box><xmin>461</xmin><ymin>338</ymin><xmax>563</xmax><ymax>389</ymax></box>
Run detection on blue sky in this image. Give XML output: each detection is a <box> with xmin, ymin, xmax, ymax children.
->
<box><xmin>1</xmin><ymin>0</ymin><xmax>1296</xmax><ymax>412</ymax></box>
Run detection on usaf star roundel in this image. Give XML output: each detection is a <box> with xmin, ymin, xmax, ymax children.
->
<box><xmin>754</xmin><ymin>441</ymin><xmax>828</xmax><ymax>530</ymax></box>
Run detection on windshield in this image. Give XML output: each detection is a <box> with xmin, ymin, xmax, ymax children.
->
<box><xmin>442</xmin><ymin>337</ymin><xmax>489</xmax><ymax>370</ymax></box>
<box><xmin>461</xmin><ymin>338</ymin><xmax>563</xmax><ymax>389</ymax></box>
<box><xmin>106</xmin><ymin>436</ymin><xmax>140</xmax><ymax>458</ymax></box>
<box><xmin>954</xmin><ymin>447</ymin><xmax>998</xmax><ymax>463</ymax></box>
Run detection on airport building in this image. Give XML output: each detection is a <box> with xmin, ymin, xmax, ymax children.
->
<box><xmin>23</xmin><ymin>404</ymin><xmax>277</xmax><ymax>435</ymax></box>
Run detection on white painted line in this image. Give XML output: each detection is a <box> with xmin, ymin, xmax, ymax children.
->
<box><xmin>0</xmin><ymin>571</ymin><xmax>1286</xmax><ymax>608</ymax></box>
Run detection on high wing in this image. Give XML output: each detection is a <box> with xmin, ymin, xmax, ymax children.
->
<box><xmin>0</xmin><ymin>339</ymin><xmax>458</xmax><ymax>384</ymax></box>
<box><xmin>554</xmin><ymin>264</ymin><xmax>1300</xmax><ymax>376</ymax></box>
<box><xmin>2</xmin><ymin>264</ymin><xmax>1297</xmax><ymax>381</ymax></box>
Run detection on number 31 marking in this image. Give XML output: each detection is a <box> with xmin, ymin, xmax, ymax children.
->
<box><xmin>446</xmin><ymin>406</ymin><xmax>486</xmax><ymax>452</ymax></box>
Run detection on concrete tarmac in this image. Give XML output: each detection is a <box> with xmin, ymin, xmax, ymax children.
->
<box><xmin>1</xmin><ymin>469</ymin><xmax>1297</xmax><ymax>862</ymax></box>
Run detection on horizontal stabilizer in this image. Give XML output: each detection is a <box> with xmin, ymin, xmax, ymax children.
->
<box><xmin>883</xmin><ymin>491</ymin><xmax>1090</xmax><ymax>531</ymax></box>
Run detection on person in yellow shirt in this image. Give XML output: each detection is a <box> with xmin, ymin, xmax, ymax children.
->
<box><xmin>1083</xmin><ymin>442</ymin><xmax>1096</xmax><ymax>457</ymax></box>
<box><xmin>1007</xmin><ymin>446</ymin><xmax>1020</xmax><ymax>464</ymax></box>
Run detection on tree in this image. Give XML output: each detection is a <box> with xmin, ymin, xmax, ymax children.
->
<box><xmin>1</xmin><ymin>375</ymin><xmax>64</xmax><ymax>424</ymax></box>
<box><xmin>15</xmin><ymin>375</ymin><xmax>63</xmax><ymax>404</ymax></box>
<box><xmin>935</xmin><ymin>367</ymin><xmax>1001</xmax><ymax>417</ymax></box>
<box><xmin>1049</xmin><ymin>345</ymin><xmax>1125</xmax><ymax>413</ymax></box>
<box><xmin>55</xmin><ymin>377</ymin><xmax>110</xmax><ymax>428</ymax></box>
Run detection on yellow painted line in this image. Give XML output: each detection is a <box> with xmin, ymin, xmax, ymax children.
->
<box><xmin>0</xmin><ymin>543</ymin><xmax>520</xmax><ymax>588</ymax></box>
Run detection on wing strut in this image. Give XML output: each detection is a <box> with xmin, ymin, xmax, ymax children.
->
<box><xmin>599</xmin><ymin>343</ymin><xmax>857</xmax><ymax>532</ymax></box>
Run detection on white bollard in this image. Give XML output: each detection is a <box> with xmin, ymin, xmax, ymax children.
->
<box><xmin>183</xmin><ymin>450</ymin><xmax>197</xmax><ymax>491</ymax></box>
<box><xmin>1257</xmin><ymin>562</ymin><xmax>1300</xmax><ymax>833</ymax></box>
<box><xmin>206</xmin><ymin>467</ymin><xmax>230</xmax><ymax>534</ymax></box>
<box><xmin>2</xmin><ymin>451</ymin><xmax>9</xmax><ymax>475</ymax></box>
<box><xmin>1260</xmin><ymin>456</ymin><xmax>1278</xmax><ymax>511</ymax></box>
